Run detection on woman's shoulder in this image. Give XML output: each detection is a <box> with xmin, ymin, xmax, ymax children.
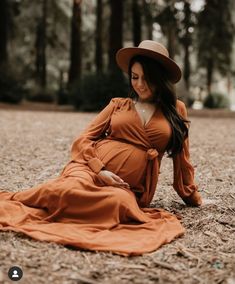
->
<box><xmin>176</xmin><ymin>99</ymin><xmax>187</xmax><ymax>117</ymax></box>
<box><xmin>110</xmin><ymin>97</ymin><xmax>131</xmax><ymax>103</ymax></box>
<box><xmin>110</xmin><ymin>97</ymin><xmax>132</xmax><ymax>107</ymax></box>
<box><xmin>176</xmin><ymin>99</ymin><xmax>186</xmax><ymax>109</ymax></box>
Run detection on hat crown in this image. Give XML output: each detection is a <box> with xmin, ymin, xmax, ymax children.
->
<box><xmin>138</xmin><ymin>40</ymin><xmax>169</xmax><ymax>58</ymax></box>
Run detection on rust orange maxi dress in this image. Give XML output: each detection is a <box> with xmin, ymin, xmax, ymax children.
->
<box><xmin>0</xmin><ymin>97</ymin><xmax>200</xmax><ymax>256</ymax></box>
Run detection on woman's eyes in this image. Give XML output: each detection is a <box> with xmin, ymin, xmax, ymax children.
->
<box><xmin>131</xmin><ymin>75</ymin><xmax>146</xmax><ymax>81</ymax></box>
<box><xmin>131</xmin><ymin>76</ymin><xmax>145</xmax><ymax>80</ymax></box>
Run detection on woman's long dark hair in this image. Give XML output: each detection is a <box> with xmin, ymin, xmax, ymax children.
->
<box><xmin>128</xmin><ymin>55</ymin><xmax>189</xmax><ymax>157</ymax></box>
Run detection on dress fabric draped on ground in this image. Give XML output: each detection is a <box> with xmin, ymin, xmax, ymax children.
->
<box><xmin>0</xmin><ymin>98</ymin><xmax>199</xmax><ymax>256</ymax></box>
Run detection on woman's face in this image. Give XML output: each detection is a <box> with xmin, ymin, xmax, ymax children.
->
<box><xmin>131</xmin><ymin>62</ymin><xmax>155</xmax><ymax>101</ymax></box>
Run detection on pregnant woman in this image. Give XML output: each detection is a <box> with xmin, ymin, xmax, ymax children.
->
<box><xmin>0</xmin><ymin>40</ymin><xmax>202</xmax><ymax>256</ymax></box>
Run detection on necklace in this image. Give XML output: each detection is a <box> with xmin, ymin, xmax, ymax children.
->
<box><xmin>134</xmin><ymin>100</ymin><xmax>154</xmax><ymax>113</ymax></box>
<box><xmin>133</xmin><ymin>99</ymin><xmax>157</xmax><ymax>126</ymax></box>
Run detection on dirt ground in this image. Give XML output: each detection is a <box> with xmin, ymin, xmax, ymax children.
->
<box><xmin>0</xmin><ymin>106</ymin><xmax>234</xmax><ymax>284</ymax></box>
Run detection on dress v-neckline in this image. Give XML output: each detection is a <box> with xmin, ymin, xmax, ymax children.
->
<box><xmin>132</xmin><ymin>100</ymin><xmax>157</xmax><ymax>129</ymax></box>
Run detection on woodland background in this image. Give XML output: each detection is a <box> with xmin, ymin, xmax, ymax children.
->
<box><xmin>0</xmin><ymin>0</ymin><xmax>235</xmax><ymax>110</ymax></box>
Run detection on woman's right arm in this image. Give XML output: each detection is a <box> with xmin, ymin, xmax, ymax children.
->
<box><xmin>70</xmin><ymin>97</ymin><xmax>130</xmax><ymax>188</ymax></box>
<box><xmin>70</xmin><ymin>98</ymin><xmax>117</xmax><ymax>173</ymax></box>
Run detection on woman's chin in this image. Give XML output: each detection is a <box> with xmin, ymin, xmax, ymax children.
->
<box><xmin>138</xmin><ymin>95</ymin><xmax>153</xmax><ymax>102</ymax></box>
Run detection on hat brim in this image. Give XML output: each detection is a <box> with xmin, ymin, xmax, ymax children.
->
<box><xmin>116</xmin><ymin>47</ymin><xmax>182</xmax><ymax>83</ymax></box>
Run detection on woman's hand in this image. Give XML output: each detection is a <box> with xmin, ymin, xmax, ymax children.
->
<box><xmin>97</xmin><ymin>170</ymin><xmax>130</xmax><ymax>189</ymax></box>
<box><xmin>183</xmin><ymin>191</ymin><xmax>202</xmax><ymax>207</ymax></box>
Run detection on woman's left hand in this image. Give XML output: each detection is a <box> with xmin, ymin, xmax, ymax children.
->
<box><xmin>97</xmin><ymin>170</ymin><xmax>130</xmax><ymax>189</ymax></box>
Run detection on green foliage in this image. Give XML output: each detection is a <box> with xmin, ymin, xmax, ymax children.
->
<box><xmin>187</xmin><ymin>96</ymin><xmax>195</xmax><ymax>108</ymax></box>
<box><xmin>197</xmin><ymin>0</ymin><xmax>234</xmax><ymax>75</ymax></box>
<box><xmin>25</xmin><ymin>84</ymin><xmax>56</xmax><ymax>103</ymax></box>
<box><xmin>155</xmin><ymin>4</ymin><xmax>177</xmax><ymax>34</ymax></box>
<box><xmin>56</xmin><ymin>87</ymin><xmax>69</xmax><ymax>105</ymax></box>
<box><xmin>0</xmin><ymin>69</ymin><xmax>25</xmax><ymax>104</ymax></box>
<box><xmin>203</xmin><ymin>92</ymin><xmax>230</xmax><ymax>109</ymax></box>
<box><xmin>25</xmin><ymin>87</ymin><xmax>55</xmax><ymax>103</ymax></box>
<box><xmin>70</xmin><ymin>71</ymin><xmax>129</xmax><ymax>111</ymax></box>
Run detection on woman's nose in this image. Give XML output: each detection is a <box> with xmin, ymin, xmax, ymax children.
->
<box><xmin>137</xmin><ymin>78</ymin><xmax>144</xmax><ymax>88</ymax></box>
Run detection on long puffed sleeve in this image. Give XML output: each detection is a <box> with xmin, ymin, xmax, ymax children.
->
<box><xmin>173</xmin><ymin>101</ymin><xmax>202</xmax><ymax>206</ymax></box>
<box><xmin>70</xmin><ymin>98</ymin><xmax>117</xmax><ymax>174</ymax></box>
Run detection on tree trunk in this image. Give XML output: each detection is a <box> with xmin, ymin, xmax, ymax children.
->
<box><xmin>108</xmin><ymin>0</ymin><xmax>124</xmax><ymax>72</ymax></box>
<box><xmin>227</xmin><ymin>72</ymin><xmax>231</xmax><ymax>95</ymax></box>
<box><xmin>132</xmin><ymin>0</ymin><xmax>141</xmax><ymax>46</ymax></box>
<box><xmin>182</xmin><ymin>1</ymin><xmax>191</xmax><ymax>94</ymax></box>
<box><xmin>35</xmin><ymin>0</ymin><xmax>47</xmax><ymax>88</ymax></box>
<box><xmin>167</xmin><ymin>23</ymin><xmax>176</xmax><ymax>59</ymax></box>
<box><xmin>144</xmin><ymin>2</ymin><xmax>153</xmax><ymax>40</ymax></box>
<box><xmin>68</xmin><ymin>0</ymin><xmax>82</xmax><ymax>85</ymax></box>
<box><xmin>0</xmin><ymin>0</ymin><xmax>8</xmax><ymax>66</ymax></box>
<box><xmin>164</xmin><ymin>4</ymin><xmax>177</xmax><ymax>60</ymax></box>
<box><xmin>95</xmin><ymin>0</ymin><xmax>103</xmax><ymax>73</ymax></box>
<box><xmin>184</xmin><ymin>46</ymin><xmax>190</xmax><ymax>91</ymax></box>
<box><xmin>207</xmin><ymin>58</ymin><xmax>214</xmax><ymax>94</ymax></box>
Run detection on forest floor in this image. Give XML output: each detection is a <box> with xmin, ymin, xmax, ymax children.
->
<box><xmin>0</xmin><ymin>105</ymin><xmax>234</xmax><ymax>284</ymax></box>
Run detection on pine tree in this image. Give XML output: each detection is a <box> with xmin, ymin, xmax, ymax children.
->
<box><xmin>155</xmin><ymin>1</ymin><xmax>178</xmax><ymax>59</ymax></box>
<box><xmin>68</xmin><ymin>0</ymin><xmax>82</xmax><ymax>85</ymax></box>
<box><xmin>178</xmin><ymin>1</ymin><xmax>195</xmax><ymax>94</ymax></box>
<box><xmin>0</xmin><ymin>0</ymin><xmax>8</xmax><ymax>66</ymax></box>
<box><xmin>108</xmin><ymin>0</ymin><xmax>124</xmax><ymax>72</ymax></box>
<box><xmin>197</xmin><ymin>0</ymin><xmax>234</xmax><ymax>93</ymax></box>
<box><xmin>35</xmin><ymin>0</ymin><xmax>48</xmax><ymax>88</ymax></box>
<box><xmin>142</xmin><ymin>0</ymin><xmax>154</xmax><ymax>40</ymax></box>
<box><xmin>95</xmin><ymin>0</ymin><xmax>103</xmax><ymax>73</ymax></box>
<box><xmin>132</xmin><ymin>0</ymin><xmax>142</xmax><ymax>46</ymax></box>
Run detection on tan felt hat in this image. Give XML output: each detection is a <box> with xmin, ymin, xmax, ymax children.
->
<box><xmin>116</xmin><ymin>40</ymin><xmax>182</xmax><ymax>83</ymax></box>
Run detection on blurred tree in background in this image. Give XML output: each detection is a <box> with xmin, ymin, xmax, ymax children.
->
<box><xmin>0</xmin><ymin>0</ymin><xmax>234</xmax><ymax>110</ymax></box>
<box><xmin>142</xmin><ymin>0</ymin><xmax>154</xmax><ymax>40</ymax></box>
<box><xmin>178</xmin><ymin>1</ymin><xmax>194</xmax><ymax>95</ymax></box>
<box><xmin>95</xmin><ymin>0</ymin><xmax>103</xmax><ymax>73</ymax></box>
<box><xmin>0</xmin><ymin>0</ymin><xmax>8</xmax><ymax>66</ymax></box>
<box><xmin>197</xmin><ymin>0</ymin><xmax>234</xmax><ymax>94</ymax></box>
<box><xmin>0</xmin><ymin>0</ymin><xmax>25</xmax><ymax>103</ymax></box>
<box><xmin>108</xmin><ymin>0</ymin><xmax>124</xmax><ymax>73</ymax></box>
<box><xmin>68</xmin><ymin>0</ymin><xmax>82</xmax><ymax>86</ymax></box>
<box><xmin>155</xmin><ymin>0</ymin><xmax>178</xmax><ymax>59</ymax></box>
<box><xmin>132</xmin><ymin>0</ymin><xmax>142</xmax><ymax>46</ymax></box>
<box><xmin>35</xmin><ymin>0</ymin><xmax>48</xmax><ymax>89</ymax></box>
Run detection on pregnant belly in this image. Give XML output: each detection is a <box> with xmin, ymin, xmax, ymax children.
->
<box><xmin>95</xmin><ymin>139</ymin><xmax>147</xmax><ymax>188</ymax></box>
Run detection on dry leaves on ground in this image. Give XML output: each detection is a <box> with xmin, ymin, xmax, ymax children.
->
<box><xmin>0</xmin><ymin>109</ymin><xmax>235</xmax><ymax>284</ymax></box>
